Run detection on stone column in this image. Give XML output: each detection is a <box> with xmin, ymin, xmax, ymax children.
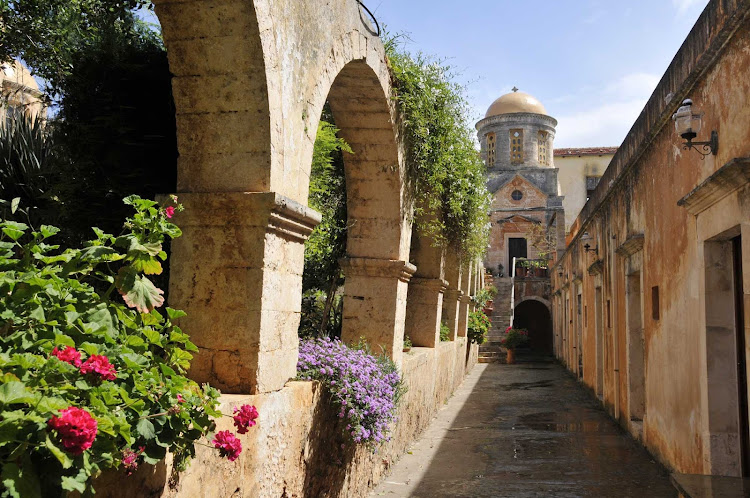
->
<box><xmin>456</xmin><ymin>262</ymin><xmax>473</xmax><ymax>337</ymax></box>
<box><xmin>168</xmin><ymin>192</ymin><xmax>321</xmax><ymax>394</ymax></box>
<box><xmin>443</xmin><ymin>250</ymin><xmax>463</xmax><ymax>341</ymax></box>
<box><xmin>405</xmin><ymin>278</ymin><xmax>449</xmax><ymax>348</ymax></box>
<box><xmin>442</xmin><ymin>289</ymin><xmax>461</xmax><ymax>341</ymax></box>
<box><xmin>340</xmin><ymin>258</ymin><xmax>416</xmax><ymax>367</ymax></box>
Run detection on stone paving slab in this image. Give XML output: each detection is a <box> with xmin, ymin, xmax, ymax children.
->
<box><xmin>371</xmin><ymin>358</ymin><xmax>676</xmax><ymax>497</ymax></box>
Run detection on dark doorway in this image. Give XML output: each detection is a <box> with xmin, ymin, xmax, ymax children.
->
<box><xmin>509</xmin><ymin>237</ymin><xmax>528</xmax><ymax>273</ymax></box>
<box><xmin>733</xmin><ymin>236</ymin><xmax>749</xmax><ymax>477</ymax></box>
<box><xmin>513</xmin><ymin>300</ymin><xmax>553</xmax><ymax>354</ymax></box>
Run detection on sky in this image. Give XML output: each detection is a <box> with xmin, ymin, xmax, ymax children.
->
<box><xmin>364</xmin><ymin>0</ymin><xmax>710</xmax><ymax>147</ymax></box>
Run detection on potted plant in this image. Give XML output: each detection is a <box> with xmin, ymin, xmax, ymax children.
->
<box><xmin>500</xmin><ymin>326</ymin><xmax>529</xmax><ymax>364</ymax></box>
<box><xmin>403</xmin><ymin>335</ymin><xmax>413</xmax><ymax>352</ymax></box>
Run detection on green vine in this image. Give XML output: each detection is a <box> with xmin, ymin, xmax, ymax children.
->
<box><xmin>384</xmin><ymin>34</ymin><xmax>491</xmax><ymax>260</ymax></box>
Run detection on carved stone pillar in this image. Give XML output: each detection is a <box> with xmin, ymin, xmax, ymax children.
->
<box><xmin>340</xmin><ymin>257</ymin><xmax>416</xmax><ymax>367</ymax></box>
<box><xmin>168</xmin><ymin>192</ymin><xmax>321</xmax><ymax>394</ymax></box>
<box><xmin>405</xmin><ymin>278</ymin><xmax>449</xmax><ymax>348</ymax></box>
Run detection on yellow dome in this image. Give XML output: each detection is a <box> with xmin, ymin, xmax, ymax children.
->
<box><xmin>485</xmin><ymin>90</ymin><xmax>547</xmax><ymax>118</ymax></box>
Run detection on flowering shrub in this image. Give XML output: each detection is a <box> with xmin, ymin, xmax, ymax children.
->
<box><xmin>468</xmin><ymin>311</ymin><xmax>491</xmax><ymax>345</ymax></box>
<box><xmin>501</xmin><ymin>326</ymin><xmax>529</xmax><ymax>350</ymax></box>
<box><xmin>297</xmin><ymin>337</ymin><xmax>404</xmax><ymax>446</ymax></box>
<box><xmin>0</xmin><ymin>196</ymin><xmax>257</xmax><ymax>495</ymax></box>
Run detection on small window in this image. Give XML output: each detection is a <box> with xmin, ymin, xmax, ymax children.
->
<box><xmin>607</xmin><ymin>300</ymin><xmax>611</xmax><ymax>328</ymax></box>
<box><xmin>510</xmin><ymin>129</ymin><xmax>524</xmax><ymax>164</ymax></box>
<box><xmin>511</xmin><ymin>190</ymin><xmax>523</xmax><ymax>201</ymax></box>
<box><xmin>652</xmin><ymin>286</ymin><xmax>660</xmax><ymax>320</ymax></box>
<box><xmin>486</xmin><ymin>132</ymin><xmax>496</xmax><ymax>167</ymax></box>
<box><xmin>538</xmin><ymin>131</ymin><xmax>549</xmax><ymax>166</ymax></box>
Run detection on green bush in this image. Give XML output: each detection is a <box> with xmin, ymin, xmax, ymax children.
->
<box><xmin>439</xmin><ymin>323</ymin><xmax>451</xmax><ymax>342</ymax></box>
<box><xmin>0</xmin><ymin>196</ymin><xmax>225</xmax><ymax>496</ymax></box>
<box><xmin>468</xmin><ymin>311</ymin><xmax>491</xmax><ymax>345</ymax></box>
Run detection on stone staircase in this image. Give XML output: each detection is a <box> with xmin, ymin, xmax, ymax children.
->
<box><xmin>479</xmin><ymin>277</ymin><xmax>513</xmax><ymax>363</ymax></box>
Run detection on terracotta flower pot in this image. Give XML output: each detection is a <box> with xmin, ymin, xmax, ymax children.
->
<box><xmin>506</xmin><ymin>349</ymin><xmax>515</xmax><ymax>364</ymax></box>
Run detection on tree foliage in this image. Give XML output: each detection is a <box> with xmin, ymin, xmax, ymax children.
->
<box><xmin>384</xmin><ymin>34</ymin><xmax>491</xmax><ymax>260</ymax></box>
<box><xmin>0</xmin><ymin>0</ymin><xmax>153</xmax><ymax>96</ymax></box>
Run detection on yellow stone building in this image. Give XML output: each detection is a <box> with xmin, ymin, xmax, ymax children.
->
<box><xmin>0</xmin><ymin>60</ymin><xmax>45</xmax><ymax>126</ymax></box>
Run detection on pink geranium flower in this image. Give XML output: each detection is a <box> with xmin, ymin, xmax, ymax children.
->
<box><xmin>212</xmin><ymin>430</ymin><xmax>242</xmax><ymax>461</ymax></box>
<box><xmin>51</xmin><ymin>346</ymin><xmax>82</xmax><ymax>367</ymax></box>
<box><xmin>164</xmin><ymin>206</ymin><xmax>175</xmax><ymax>219</ymax></box>
<box><xmin>47</xmin><ymin>407</ymin><xmax>98</xmax><ymax>455</ymax></box>
<box><xmin>80</xmin><ymin>354</ymin><xmax>117</xmax><ymax>381</ymax></box>
<box><xmin>232</xmin><ymin>404</ymin><xmax>259</xmax><ymax>434</ymax></box>
<box><xmin>121</xmin><ymin>446</ymin><xmax>145</xmax><ymax>476</ymax></box>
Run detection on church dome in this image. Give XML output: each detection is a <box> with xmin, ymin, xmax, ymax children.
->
<box><xmin>485</xmin><ymin>89</ymin><xmax>547</xmax><ymax>118</ymax></box>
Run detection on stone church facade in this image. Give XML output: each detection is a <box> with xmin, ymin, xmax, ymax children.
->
<box><xmin>477</xmin><ymin>89</ymin><xmax>609</xmax><ymax>278</ymax></box>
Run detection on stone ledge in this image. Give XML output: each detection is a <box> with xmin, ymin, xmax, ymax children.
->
<box><xmin>678</xmin><ymin>157</ymin><xmax>750</xmax><ymax>215</ymax></box>
<box><xmin>670</xmin><ymin>473</ymin><xmax>750</xmax><ymax>497</ymax></box>
<box><xmin>588</xmin><ymin>259</ymin><xmax>604</xmax><ymax>276</ymax></box>
<box><xmin>616</xmin><ymin>234</ymin><xmax>645</xmax><ymax>257</ymax></box>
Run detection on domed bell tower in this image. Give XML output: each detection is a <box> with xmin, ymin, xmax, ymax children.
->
<box><xmin>476</xmin><ymin>88</ymin><xmax>564</xmax><ymax>277</ymax></box>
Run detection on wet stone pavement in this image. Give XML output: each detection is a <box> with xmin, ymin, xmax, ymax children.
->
<box><xmin>372</xmin><ymin>356</ymin><xmax>676</xmax><ymax>498</ymax></box>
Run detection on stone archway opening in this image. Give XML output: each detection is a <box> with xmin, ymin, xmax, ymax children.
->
<box><xmin>513</xmin><ymin>299</ymin><xmax>553</xmax><ymax>354</ymax></box>
<box><xmin>304</xmin><ymin>58</ymin><xmax>412</xmax><ymax>364</ymax></box>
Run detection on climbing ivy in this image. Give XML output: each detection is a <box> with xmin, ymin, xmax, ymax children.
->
<box><xmin>384</xmin><ymin>34</ymin><xmax>491</xmax><ymax>260</ymax></box>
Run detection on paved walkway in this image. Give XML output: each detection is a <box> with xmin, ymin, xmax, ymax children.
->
<box><xmin>372</xmin><ymin>357</ymin><xmax>676</xmax><ymax>497</ymax></box>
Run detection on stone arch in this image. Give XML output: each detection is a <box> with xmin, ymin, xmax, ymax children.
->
<box><xmin>318</xmin><ymin>58</ymin><xmax>413</xmax><ymax>365</ymax></box>
<box><xmin>151</xmin><ymin>0</ymin><xmax>411</xmax><ymax>392</ymax></box>
<box><xmin>513</xmin><ymin>298</ymin><xmax>553</xmax><ymax>354</ymax></box>
<box><xmin>153</xmin><ymin>0</ymin><xmax>273</xmax><ymax>193</ymax></box>
<box><xmin>515</xmin><ymin>295</ymin><xmax>552</xmax><ymax>311</ymax></box>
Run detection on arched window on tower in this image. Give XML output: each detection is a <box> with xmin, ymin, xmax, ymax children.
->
<box><xmin>510</xmin><ymin>129</ymin><xmax>523</xmax><ymax>164</ymax></box>
<box><xmin>486</xmin><ymin>132</ymin><xmax>496</xmax><ymax>167</ymax></box>
<box><xmin>538</xmin><ymin>131</ymin><xmax>549</xmax><ymax>166</ymax></box>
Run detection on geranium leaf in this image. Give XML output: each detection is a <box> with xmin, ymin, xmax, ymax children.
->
<box><xmin>0</xmin><ymin>382</ymin><xmax>35</xmax><ymax>405</ymax></box>
<box><xmin>45</xmin><ymin>435</ymin><xmax>73</xmax><ymax>469</ymax></box>
<box><xmin>136</xmin><ymin>418</ymin><xmax>156</xmax><ymax>440</ymax></box>
<box><xmin>130</xmin><ymin>254</ymin><xmax>162</xmax><ymax>275</ymax></box>
<box><xmin>116</xmin><ymin>267</ymin><xmax>164</xmax><ymax>313</ymax></box>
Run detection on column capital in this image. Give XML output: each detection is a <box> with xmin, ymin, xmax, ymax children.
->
<box><xmin>459</xmin><ymin>294</ymin><xmax>473</xmax><ymax>304</ymax></box>
<box><xmin>163</xmin><ymin>191</ymin><xmax>322</xmax><ymax>242</ymax></box>
<box><xmin>410</xmin><ymin>277</ymin><xmax>449</xmax><ymax>293</ymax></box>
<box><xmin>340</xmin><ymin>257</ymin><xmax>417</xmax><ymax>283</ymax></box>
<box><xmin>444</xmin><ymin>288</ymin><xmax>464</xmax><ymax>300</ymax></box>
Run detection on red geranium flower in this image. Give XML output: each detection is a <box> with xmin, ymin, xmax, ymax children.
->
<box><xmin>232</xmin><ymin>404</ymin><xmax>259</xmax><ymax>434</ymax></box>
<box><xmin>47</xmin><ymin>407</ymin><xmax>98</xmax><ymax>455</ymax></box>
<box><xmin>80</xmin><ymin>354</ymin><xmax>117</xmax><ymax>381</ymax></box>
<box><xmin>213</xmin><ymin>430</ymin><xmax>242</xmax><ymax>461</ymax></box>
<box><xmin>51</xmin><ymin>346</ymin><xmax>82</xmax><ymax>367</ymax></box>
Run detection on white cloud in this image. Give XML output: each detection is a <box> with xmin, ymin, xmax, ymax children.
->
<box><xmin>604</xmin><ymin>72</ymin><xmax>660</xmax><ymax>99</ymax></box>
<box><xmin>672</xmin><ymin>0</ymin><xmax>704</xmax><ymax>15</ymax></box>
<box><xmin>554</xmin><ymin>99</ymin><xmax>647</xmax><ymax>148</ymax></box>
<box><xmin>552</xmin><ymin>72</ymin><xmax>659</xmax><ymax>147</ymax></box>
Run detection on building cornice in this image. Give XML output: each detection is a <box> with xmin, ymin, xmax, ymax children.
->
<box><xmin>476</xmin><ymin>112</ymin><xmax>558</xmax><ymax>131</ymax></box>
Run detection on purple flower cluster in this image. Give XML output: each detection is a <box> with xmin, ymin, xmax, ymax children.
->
<box><xmin>297</xmin><ymin>337</ymin><xmax>402</xmax><ymax>445</ymax></box>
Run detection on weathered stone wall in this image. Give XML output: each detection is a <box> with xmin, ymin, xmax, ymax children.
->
<box><xmin>552</xmin><ymin>0</ymin><xmax>750</xmax><ymax>477</ymax></box>
<box><xmin>94</xmin><ymin>341</ymin><xmax>478</xmax><ymax>497</ymax></box>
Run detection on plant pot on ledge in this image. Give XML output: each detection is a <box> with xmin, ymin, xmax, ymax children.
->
<box><xmin>506</xmin><ymin>348</ymin><xmax>515</xmax><ymax>364</ymax></box>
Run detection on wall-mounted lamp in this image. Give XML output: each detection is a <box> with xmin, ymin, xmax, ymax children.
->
<box><xmin>672</xmin><ymin>99</ymin><xmax>718</xmax><ymax>159</ymax></box>
<box><xmin>581</xmin><ymin>232</ymin><xmax>598</xmax><ymax>255</ymax></box>
<box><xmin>558</xmin><ymin>268</ymin><xmax>564</xmax><ymax>278</ymax></box>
